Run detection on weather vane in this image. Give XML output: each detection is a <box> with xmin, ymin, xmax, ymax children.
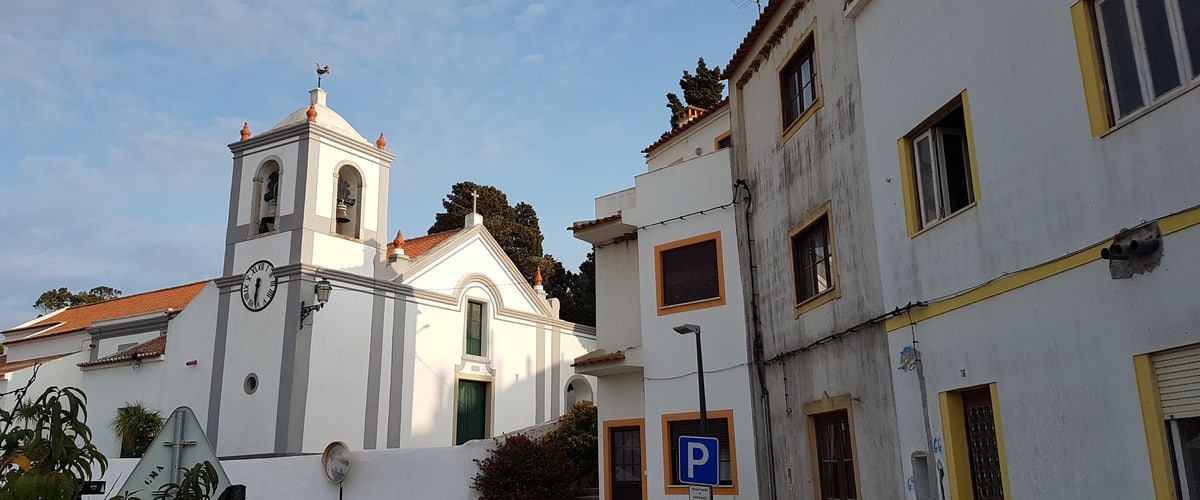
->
<box><xmin>314</xmin><ymin>61</ymin><xmax>332</xmax><ymax>88</ymax></box>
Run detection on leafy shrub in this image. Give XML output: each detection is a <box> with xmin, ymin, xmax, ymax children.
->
<box><xmin>545</xmin><ymin>401</ymin><xmax>597</xmax><ymax>486</ymax></box>
<box><xmin>471</xmin><ymin>434</ymin><xmax>579</xmax><ymax>500</ymax></box>
<box><xmin>0</xmin><ymin>385</ymin><xmax>107</xmax><ymax>500</ymax></box>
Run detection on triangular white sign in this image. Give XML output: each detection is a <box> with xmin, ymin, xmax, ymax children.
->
<box><xmin>113</xmin><ymin>406</ymin><xmax>232</xmax><ymax>497</ymax></box>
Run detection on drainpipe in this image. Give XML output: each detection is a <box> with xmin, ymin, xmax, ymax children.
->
<box><xmin>736</xmin><ymin>179</ymin><xmax>778</xmax><ymax>499</ymax></box>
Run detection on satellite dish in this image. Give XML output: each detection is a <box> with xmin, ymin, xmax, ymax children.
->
<box><xmin>321</xmin><ymin>441</ymin><xmax>351</xmax><ymax>484</ymax></box>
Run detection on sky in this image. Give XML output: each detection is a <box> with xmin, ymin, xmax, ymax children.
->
<box><xmin>0</xmin><ymin>0</ymin><xmax>762</xmax><ymax>329</ymax></box>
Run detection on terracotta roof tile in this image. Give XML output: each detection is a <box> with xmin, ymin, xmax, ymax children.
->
<box><xmin>78</xmin><ymin>336</ymin><xmax>166</xmax><ymax>368</ymax></box>
<box><xmin>3</xmin><ymin>281</ymin><xmax>207</xmax><ymax>343</ymax></box>
<box><xmin>402</xmin><ymin>229</ymin><xmax>462</xmax><ymax>258</ymax></box>
<box><xmin>723</xmin><ymin>0</ymin><xmax>788</xmax><ymax>80</ymax></box>
<box><xmin>0</xmin><ymin>353</ymin><xmax>76</xmax><ymax>376</ymax></box>
<box><xmin>642</xmin><ymin>98</ymin><xmax>729</xmax><ymax>155</ymax></box>
<box><xmin>569</xmin><ymin>214</ymin><xmax>622</xmax><ymax>232</ymax></box>
<box><xmin>571</xmin><ymin>350</ymin><xmax>626</xmax><ymax>368</ymax></box>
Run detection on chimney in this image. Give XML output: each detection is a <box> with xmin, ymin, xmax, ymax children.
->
<box><xmin>464</xmin><ymin>212</ymin><xmax>483</xmax><ymax>228</ymax></box>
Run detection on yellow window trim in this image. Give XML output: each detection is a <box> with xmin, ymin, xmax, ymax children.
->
<box><xmin>885</xmin><ymin>203</ymin><xmax>1200</xmax><ymax>332</ymax></box>
<box><xmin>939</xmin><ymin>383</ymin><xmax>1011</xmax><ymax>500</ymax></box>
<box><xmin>660</xmin><ymin>409</ymin><xmax>739</xmax><ymax>496</ymax></box>
<box><xmin>1070</xmin><ymin>1</ymin><xmax>1114</xmax><ymax>136</ymax></box>
<box><xmin>897</xmin><ymin>90</ymin><xmax>982</xmax><ymax>237</ymax></box>
<box><xmin>1133</xmin><ymin>354</ymin><xmax>1176</xmax><ymax>499</ymax></box>
<box><xmin>713</xmin><ymin>130</ymin><xmax>732</xmax><ymax>151</ymax></box>
<box><xmin>603</xmin><ymin>418</ymin><xmax>647</xmax><ymax>500</ymax></box>
<box><xmin>654</xmin><ymin>231</ymin><xmax>727</xmax><ymax>316</ymax></box>
<box><xmin>787</xmin><ymin>200</ymin><xmax>841</xmax><ymax>316</ymax></box>
<box><xmin>778</xmin><ymin>17</ymin><xmax>823</xmax><ymax>146</ymax></box>
<box><xmin>803</xmin><ymin>394</ymin><xmax>862</xmax><ymax>500</ymax></box>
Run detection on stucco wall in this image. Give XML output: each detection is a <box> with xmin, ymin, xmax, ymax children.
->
<box><xmin>727</xmin><ymin>0</ymin><xmax>902</xmax><ymax>497</ymax></box>
<box><xmin>645</xmin><ymin>107</ymin><xmax>732</xmax><ymax>171</ymax></box>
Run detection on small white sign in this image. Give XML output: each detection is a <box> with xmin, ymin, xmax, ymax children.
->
<box><xmin>689</xmin><ymin>485</ymin><xmax>712</xmax><ymax>500</ymax></box>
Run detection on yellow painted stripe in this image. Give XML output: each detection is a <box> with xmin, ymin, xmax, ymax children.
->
<box><xmin>1134</xmin><ymin>355</ymin><xmax>1176</xmax><ymax>499</ymax></box>
<box><xmin>1071</xmin><ymin>1</ymin><xmax>1113</xmax><ymax>136</ymax></box>
<box><xmin>897</xmin><ymin>138</ymin><xmax>920</xmax><ymax>236</ymax></box>
<box><xmin>886</xmin><ymin>204</ymin><xmax>1200</xmax><ymax>332</ymax></box>
<box><xmin>938</xmin><ymin>391</ymin><xmax>973</xmax><ymax>500</ymax></box>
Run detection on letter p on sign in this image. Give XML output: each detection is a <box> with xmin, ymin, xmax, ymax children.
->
<box><xmin>677</xmin><ymin>436</ymin><xmax>719</xmax><ymax>486</ymax></box>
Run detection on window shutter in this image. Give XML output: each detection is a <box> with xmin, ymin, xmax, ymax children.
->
<box><xmin>662</xmin><ymin>240</ymin><xmax>720</xmax><ymax>306</ymax></box>
<box><xmin>1153</xmin><ymin>345</ymin><xmax>1200</xmax><ymax>419</ymax></box>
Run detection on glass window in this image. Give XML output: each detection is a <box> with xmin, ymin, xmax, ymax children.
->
<box><xmin>909</xmin><ymin>105</ymin><xmax>975</xmax><ymax>228</ymax></box>
<box><xmin>660</xmin><ymin>239</ymin><xmax>720</xmax><ymax>307</ymax></box>
<box><xmin>465</xmin><ymin>301</ymin><xmax>484</xmax><ymax>356</ymax></box>
<box><xmin>792</xmin><ymin>215</ymin><xmax>834</xmax><ymax>304</ymax></box>
<box><xmin>780</xmin><ymin>37</ymin><xmax>819</xmax><ymax>130</ymax></box>
<box><xmin>1094</xmin><ymin>0</ymin><xmax>1199</xmax><ymax>120</ymax></box>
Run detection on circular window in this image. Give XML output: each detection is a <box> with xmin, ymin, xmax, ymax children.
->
<box><xmin>244</xmin><ymin>373</ymin><xmax>259</xmax><ymax>395</ymax></box>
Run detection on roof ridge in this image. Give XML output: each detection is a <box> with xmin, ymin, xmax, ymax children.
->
<box><xmin>58</xmin><ymin>280</ymin><xmax>210</xmax><ymax>312</ymax></box>
<box><xmin>642</xmin><ymin>98</ymin><xmax>730</xmax><ymax>155</ymax></box>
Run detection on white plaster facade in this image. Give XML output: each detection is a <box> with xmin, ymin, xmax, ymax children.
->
<box><xmin>1</xmin><ymin>88</ymin><xmax>594</xmax><ymax>463</ymax></box>
<box><xmin>849</xmin><ymin>0</ymin><xmax>1200</xmax><ymax>498</ymax></box>
<box><xmin>573</xmin><ymin>104</ymin><xmax>760</xmax><ymax>499</ymax></box>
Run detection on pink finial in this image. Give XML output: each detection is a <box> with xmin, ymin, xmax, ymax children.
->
<box><xmin>240</xmin><ymin>122</ymin><xmax>252</xmax><ymax>141</ymax></box>
<box><xmin>376</xmin><ymin>132</ymin><xmax>388</xmax><ymax>149</ymax></box>
<box><xmin>306</xmin><ymin>104</ymin><xmax>317</xmax><ymax>122</ymax></box>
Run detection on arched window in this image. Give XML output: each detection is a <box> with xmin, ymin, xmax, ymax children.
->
<box><xmin>334</xmin><ymin>165</ymin><xmax>362</xmax><ymax>238</ymax></box>
<box><xmin>252</xmin><ymin>160</ymin><xmax>281</xmax><ymax>235</ymax></box>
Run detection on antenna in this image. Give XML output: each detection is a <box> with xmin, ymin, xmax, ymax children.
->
<box><xmin>730</xmin><ymin>0</ymin><xmax>762</xmax><ymax>13</ymax></box>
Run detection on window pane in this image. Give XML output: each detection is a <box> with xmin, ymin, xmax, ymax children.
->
<box><xmin>1098</xmin><ymin>0</ymin><xmax>1147</xmax><ymax>116</ymax></box>
<box><xmin>1170</xmin><ymin>417</ymin><xmax>1200</xmax><ymax>499</ymax></box>
<box><xmin>1179</xmin><ymin>0</ymin><xmax>1200</xmax><ymax>77</ymax></box>
<box><xmin>938</xmin><ymin>129</ymin><xmax>974</xmax><ymax>213</ymax></box>
<box><xmin>661</xmin><ymin>239</ymin><xmax>720</xmax><ymax>306</ymax></box>
<box><xmin>914</xmin><ymin>136</ymin><xmax>941</xmax><ymax>224</ymax></box>
<box><xmin>1138</xmin><ymin>0</ymin><xmax>1182</xmax><ymax>96</ymax></box>
<box><xmin>466</xmin><ymin>302</ymin><xmax>483</xmax><ymax>356</ymax></box>
<box><xmin>793</xmin><ymin>218</ymin><xmax>832</xmax><ymax>304</ymax></box>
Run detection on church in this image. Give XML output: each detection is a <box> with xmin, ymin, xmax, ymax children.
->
<box><xmin>0</xmin><ymin>87</ymin><xmax>596</xmax><ymax>459</ymax></box>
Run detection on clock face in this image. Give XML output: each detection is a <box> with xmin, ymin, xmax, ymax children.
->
<box><xmin>240</xmin><ymin>260</ymin><xmax>278</xmax><ymax>311</ymax></box>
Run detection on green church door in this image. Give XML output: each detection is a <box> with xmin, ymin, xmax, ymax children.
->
<box><xmin>456</xmin><ymin>380</ymin><xmax>488</xmax><ymax>445</ymax></box>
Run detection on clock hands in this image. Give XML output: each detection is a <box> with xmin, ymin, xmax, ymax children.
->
<box><xmin>254</xmin><ymin>277</ymin><xmax>261</xmax><ymax>304</ymax></box>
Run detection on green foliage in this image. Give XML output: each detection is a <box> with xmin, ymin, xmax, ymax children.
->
<box><xmin>664</xmin><ymin>57</ymin><xmax>726</xmax><ymax>130</ymax></box>
<box><xmin>0</xmin><ymin>384</ymin><xmax>107</xmax><ymax>500</ymax></box>
<box><xmin>428</xmin><ymin>182</ymin><xmax>595</xmax><ymax>325</ymax></box>
<box><xmin>111</xmin><ymin>461</ymin><xmax>221</xmax><ymax>500</ymax></box>
<box><xmin>471</xmin><ymin>434</ymin><xmax>579</xmax><ymax>500</ymax></box>
<box><xmin>110</xmin><ymin>403</ymin><xmax>164</xmax><ymax>458</ymax></box>
<box><xmin>33</xmin><ymin>286</ymin><xmax>122</xmax><ymax>314</ymax></box>
<box><xmin>666</xmin><ymin>92</ymin><xmax>685</xmax><ymax>130</ymax></box>
<box><xmin>545</xmin><ymin>401</ymin><xmax>598</xmax><ymax>486</ymax></box>
<box><xmin>543</xmin><ymin>253</ymin><xmax>596</xmax><ymax>327</ymax></box>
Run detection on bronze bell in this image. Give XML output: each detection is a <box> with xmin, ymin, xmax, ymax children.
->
<box><xmin>336</xmin><ymin>202</ymin><xmax>351</xmax><ymax>223</ymax></box>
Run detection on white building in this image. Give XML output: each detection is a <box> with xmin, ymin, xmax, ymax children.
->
<box><xmin>571</xmin><ymin>101</ymin><xmax>760</xmax><ymax>499</ymax></box>
<box><xmin>849</xmin><ymin>0</ymin><xmax>1200</xmax><ymax>498</ymax></box>
<box><xmin>1</xmin><ymin>88</ymin><xmax>595</xmax><ymax>460</ymax></box>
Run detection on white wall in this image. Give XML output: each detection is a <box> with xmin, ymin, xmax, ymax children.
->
<box><xmin>80</xmin><ymin>360</ymin><xmax>166</xmax><ymax>458</ymax></box>
<box><xmin>646</xmin><ymin>108</ymin><xmax>732</xmax><ymax>171</ymax></box>
<box><xmin>90</xmin><ymin>440</ymin><xmax>492</xmax><ymax>500</ymax></box>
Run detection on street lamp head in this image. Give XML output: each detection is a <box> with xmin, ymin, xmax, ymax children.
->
<box><xmin>673</xmin><ymin>323</ymin><xmax>701</xmax><ymax>335</ymax></box>
<box><xmin>314</xmin><ymin>278</ymin><xmax>333</xmax><ymax>304</ymax></box>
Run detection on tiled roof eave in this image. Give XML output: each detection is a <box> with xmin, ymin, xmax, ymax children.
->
<box><xmin>642</xmin><ymin>99</ymin><xmax>730</xmax><ymax>155</ymax></box>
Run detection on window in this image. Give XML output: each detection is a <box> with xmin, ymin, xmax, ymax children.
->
<box><xmin>813</xmin><ymin>411</ymin><xmax>856</xmax><ymax>500</ymax></box>
<box><xmin>940</xmin><ymin>384</ymin><xmax>1009</xmax><ymax>500</ymax></box>
<box><xmin>898</xmin><ymin>92</ymin><xmax>980</xmax><ymax>235</ymax></box>
<box><xmin>455</xmin><ymin>379</ymin><xmax>489</xmax><ymax>445</ymax></box>
<box><xmin>655</xmin><ymin>232</ymin><xmax>726</xmax><ymax>315</ymax></box>
<box><xmin>1137</xmin><ymin>346</ymin><xmax>1200</xmax><ymax>499</ymax></box>
<box><xmin>715</xmin><ymin>131</ymin><xmax>732</xmax><ymax>151</ymax></box>
<box><xmin>779</xmin><ymin>32</ymin><xmax>820</xmax><ymax>133</ymax></box>
<box><xmin>1090</xmin><ymin>0</ymin><xmax>1200</xmax><ymax>121</ymax></box>
<box><xmin>662</xmin><ymin>410</ymin><xmax>738</xmax><ymax>495</ymax></box>
<box><xmin>789</xmin><ymin>202</ymin><xmax>838</xmax><ymax>313</ymax></box>
<box><xmin>465</xmin><ymin>301</ymin><xmax>484</xmax><ymax>357</ymax></box>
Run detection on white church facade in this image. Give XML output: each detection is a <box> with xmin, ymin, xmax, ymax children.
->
<box><xmin>0</xmin><ymin>88</ymin><xmax>596</xmax><ymax>459</ymax></box>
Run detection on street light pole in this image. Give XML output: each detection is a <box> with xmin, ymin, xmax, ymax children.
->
<box><xmin>674</xmin><ymin>324</ymin><xmax>708</xmax><ymax>438</ymax></box>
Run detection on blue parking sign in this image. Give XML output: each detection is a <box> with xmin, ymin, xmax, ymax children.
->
<box><xmin>678</xmin><ymin>435</ymin><xmax>719</xmax><ymax>486</ymax></box>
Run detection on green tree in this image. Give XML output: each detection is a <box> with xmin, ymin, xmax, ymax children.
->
<box><xmin>33</xmin><ymin>286</ymin><xmax>122</xmax><ymax>314</ymax></box>
<box><xmin>429</xmin><ymin>182</ymin><xmax>557</xmax><ymax>284</ymax></box>
<box><xmin>664</xmin><ymin>57</ymin><xmax>726</xmax><ymax>129</ymax></box>
<box><xmin>0</xmin><ymin>380</ymin><xmax>108</xmax><ymax>500</ymax></box>
<box><xmin>544</xmin><ymin>253</ymin><xmax>595</xmax><ymax>327</ymax></box>
<box><xmin>110</xmin><ymin>403</ymin><xmax>164</xmax><ymax>459</ymax></box>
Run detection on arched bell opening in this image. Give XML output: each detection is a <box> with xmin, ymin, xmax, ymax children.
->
<box><xmin>564</xmin><ymin>375</ymin><xmax>594</xmax><ymax>409</ymax></box>
<box><xmin>251</xmin><ymin>160</ymin><xmax>282</xmax><ymax>235</ymax></box>
<box><xmin>334</xmin><ymin>164</ymin><xmax>363</xmax><ymax>238</ymax></box>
